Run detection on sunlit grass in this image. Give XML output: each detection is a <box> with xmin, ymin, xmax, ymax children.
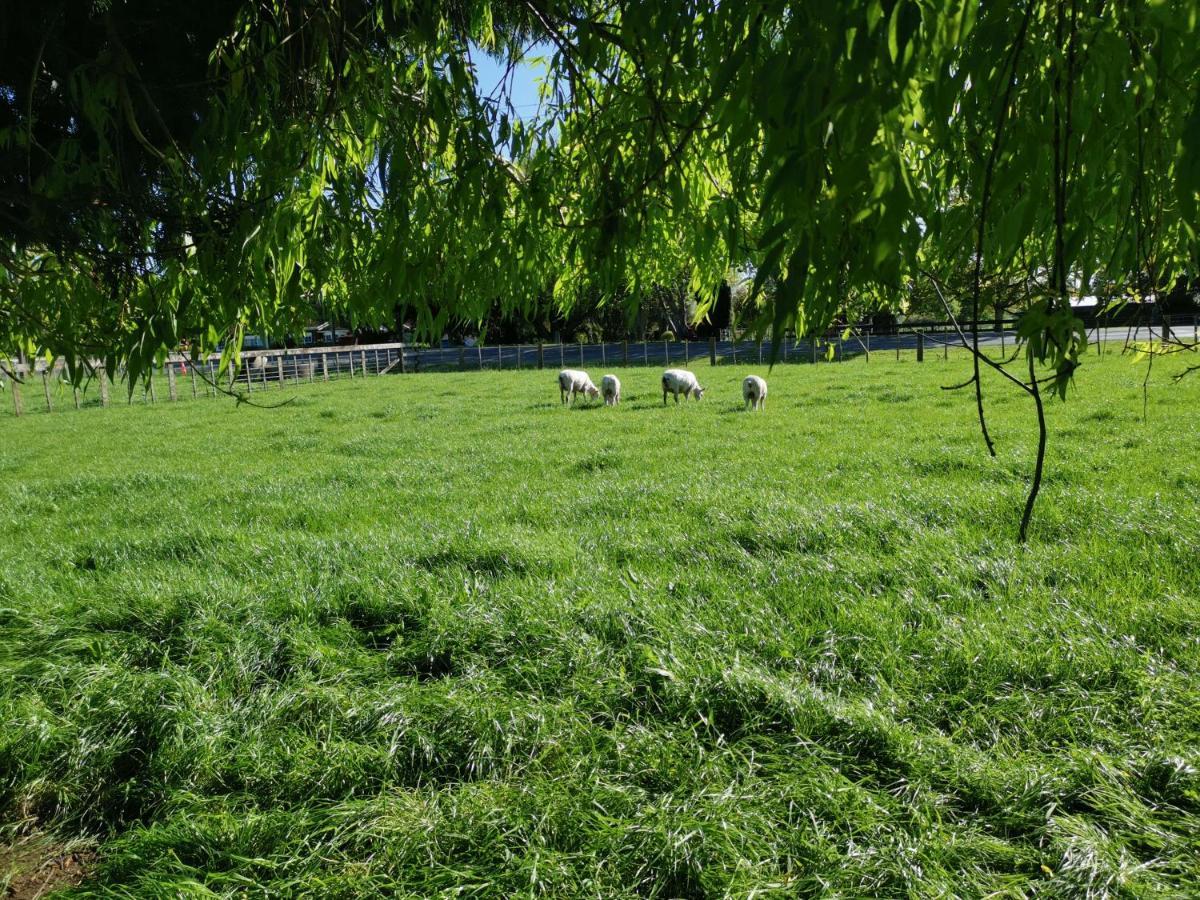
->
<box><xmin>2</xmin><ymin>353</ymin><xmax>1198</xmax><ymax>895</ymax></box>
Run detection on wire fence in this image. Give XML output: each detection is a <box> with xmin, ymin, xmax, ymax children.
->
<box><xmin>3</xmin><ymin>317</ymin><xmax>1198</xmax><ymax>418</ymax></box>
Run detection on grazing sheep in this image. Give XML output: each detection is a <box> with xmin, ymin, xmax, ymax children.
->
<box><xmin>661</xmin><ymin>368</ymin><xmax>704</xmax><ymax>405</ymax></box>
<box><xmin>743</xmin><ymin>375</ymin><xmax>767</xmax><ymax>411</ymax></box>
<box><xmin>601</xmin><ymin>374</ymin><xmax>621</xmax><ymax>406</ymax></box>
<box><xmin>558</xmin><ymin>369</ymin><xmax>600</xmax><ymax>405</ymax></box>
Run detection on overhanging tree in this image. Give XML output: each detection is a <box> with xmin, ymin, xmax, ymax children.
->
<box><xmin>2</xmin><ymin>1</ymin><xmax>1198</xmax><ymax>537</ymax></box>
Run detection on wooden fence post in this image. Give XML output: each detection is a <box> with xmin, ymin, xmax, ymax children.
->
<box><xmin>167</xmin><ymin>364</ymin><xmax>178</xmax><ymax>401</ymax></box>
<box><xmin>245</xmin><ymin>366</ymin><xmax>253</xmax><ymax>393</ymax></box>
<box><xmin>42</xmin><ymin>370</ymin><xmax>53</xmax><ymax>412</ymax></box>
<box><xmin>348</xmin><ymin>352</ymin><xmax>355</xmax><ymax>379</ymax></box>
<box><xmin>709</xmin><ymin>337</ymin><xmax>716</xmax><ymax>365</ymax></box>
<box><xmin>399</xmin><ymin>346</ymin><xmax>407</xmax><ymax>374</ymax></box>
<box><xmin>917</xmin><ymin>332</ymin><xmax>925</xmax><ymax>362</ymax></box>
<box><xmin>322</xmin><ymin>354</ymin><xmax>329</xmax><ymax>381</ymax></box>
<box><xmin>537</xmin><ymin>342</ymin><xmax>544</xmax><ymax>369</ymax></box>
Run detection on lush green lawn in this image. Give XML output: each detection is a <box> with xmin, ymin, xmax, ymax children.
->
<box><xmin>2</xmin><ymin>353</ymin><xmax>1198</xmax><ymax>896</ymax></box>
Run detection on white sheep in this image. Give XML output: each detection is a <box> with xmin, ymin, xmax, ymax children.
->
<box><xmin>661</xmin><ymin>368</ymin><xmax>704</xmax><ymax>405</ymax></box>
<box><xmin>601</xmin><ymin>374</ymin><xmax>621</xmax><ymax>406</ymax></box>
<box><xmin>743</xmin><ymin>375</ymin><xmax>767</xmax><ymax>411</ymax></box>
<box><xmin>558</xmin><ymin>369</ymin><xmax>600</xmax><ymax>405</ymax></box>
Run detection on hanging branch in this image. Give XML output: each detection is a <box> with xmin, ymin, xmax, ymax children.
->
<box><xmin>967</xmin><ymin>0</ymin><xmax>1037</xmax><ymax>458</ymax></box>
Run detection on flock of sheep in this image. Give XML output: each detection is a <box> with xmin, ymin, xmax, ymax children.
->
<box><xmin>558</xmin><ymin>368</ymin><xmax>768</xmax><ymax>411</ymax></box>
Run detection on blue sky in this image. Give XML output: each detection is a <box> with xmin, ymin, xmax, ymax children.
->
<box><xmin>468</xmin><ymin>43</ymin><xmax>551</xmax><ymax>120</ymax></box>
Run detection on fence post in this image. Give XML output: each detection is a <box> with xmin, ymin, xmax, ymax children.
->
<box><xmin>321</xmin><ymin>354</ymin><xmax>329</xmax><ymax>381</ymax></box>
<box><xmin>709</xmin><ymin>337</ymin><xmax>716</xmax><ymax>365</ymax></box>
<box><xmin>537</xmin><ymin>342</ymin><xmax>545</xmax><ymax>370</ymax></box>
<box><xmin>360</xmin><ymin>351</ymin><xmax>367</xmax><ymax>376</ymax></box>
<box><xmin>399</xmin><ymin>345</ymin><xmax>407</xmax><ymax>374</ymax></box>
<box><xmin>245</xmin><ymin>365</ymin><xmax>253</xmax><ymax>393</ymax></box>
<box><xmin>11</xmin><ymin>377</ymin><xmax>22</xmax><ymax>416</ymax></box>
<box><xmin>623</xmin><ymin>341</ymin><xmax>630</xmax><ymax>367</ymax></box>
<box><xmin>167</xmin><ymin>364</ymin><xmax>178</xmax><ymax>401</ymax></box>
<box><xmin>42</xmin><ymin>370</ymin><xmax>53</xmax><ymax>412</ymax></box>
<box><xmin>275</xmin><ymin>357</ymin><xmax>283</xmax><ymax>387</ymax></box>
<box><xmin>917</xmin><ymin>332</ymin><xmax>925</xmax><ymax>362</ymax></box>
<box><xmin>189</xmin><ymin>365</ymin><xmax>198</xmax><ymax>399</ymax></box>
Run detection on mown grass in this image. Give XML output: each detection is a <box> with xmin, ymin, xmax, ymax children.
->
<box><xmin>1</xmin><ymin>353</ymin><xmax>1199</xmax><ymax>897</ymax></box>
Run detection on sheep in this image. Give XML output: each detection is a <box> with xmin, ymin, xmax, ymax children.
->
<box><xmin>661</xmin><ymin>368</ymin><xmax>704</xmax><ymax>405</ymax></box>
<box><xmin>743</xmin><ymin>375</ymin><xmax>767</xmax><ymax>411</ymax></box>
<box><xmin>601</xmin><ymin>374</ymin><xmax>621</xmax><ymax>406</ymax></box>
<box><xmin>558</xmin><ymin>369</ymin><xmax>600</xmax><ymax>405</ymax></box>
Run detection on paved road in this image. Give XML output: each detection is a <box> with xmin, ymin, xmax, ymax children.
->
<box><xmin>360</xmin><ymin>325</ymin><xmax>1189</xmax><ymax>374</ymax></box>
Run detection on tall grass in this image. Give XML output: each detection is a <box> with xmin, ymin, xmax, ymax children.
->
<box><xmin>2</xmin><ymin>354</ymin><xmax>1198</xmax><ymax>896</ymax></box>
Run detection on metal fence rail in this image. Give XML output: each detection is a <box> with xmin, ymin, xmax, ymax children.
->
<box><xmin>4</xmin><ymin>317</ymin><xmax>1198</xmax><ymax>418</ymax></box>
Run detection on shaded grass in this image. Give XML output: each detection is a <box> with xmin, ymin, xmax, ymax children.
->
<box><xmin>1</xmin><ymin>355</ymin><xmax>1199</xmax><ymax>896</ymax></box>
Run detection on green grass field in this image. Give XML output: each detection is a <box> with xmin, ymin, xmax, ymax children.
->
<box><xmin>2</xmin><ymin>354</ymin><xmax>1199</xmax><ymax>897</ymax></box>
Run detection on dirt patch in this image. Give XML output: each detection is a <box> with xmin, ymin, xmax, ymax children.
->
<box><xmin>2</xmin><ymin>833</ymin><xmax>94</xmax><ymax>899</ymax></box>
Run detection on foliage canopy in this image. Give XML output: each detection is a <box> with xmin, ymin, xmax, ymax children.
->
<box><xmin>2</xmin><ymin>1</ymin><xmax>1197</xmax><ymax>382</ymax></box>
